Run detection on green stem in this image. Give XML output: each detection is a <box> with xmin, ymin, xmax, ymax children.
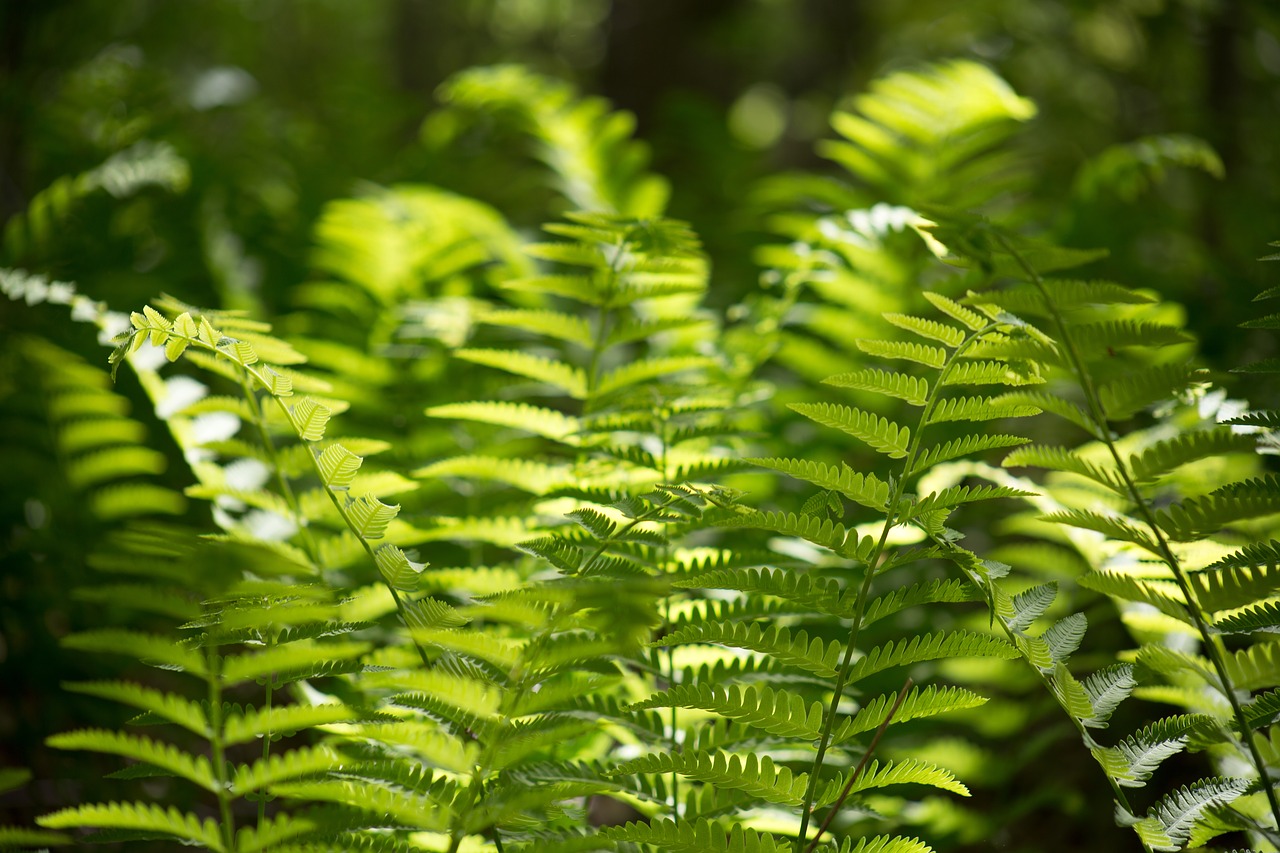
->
<box><xmin>794</xmin><ymin>320</ymin><xmax>1002</xmax><ymax>851</ymax></box>
<box><xmin>206</xmin><ymin>644</ymin><xmax>236</xmax><ymax>853</ymax></box>
<box><xmin>996</xmin><ymin>232</ymin><xmax>1280</xmax><ymax>835</ymax></box>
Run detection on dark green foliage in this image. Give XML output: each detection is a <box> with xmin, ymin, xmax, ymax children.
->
<box><xmin>4</xmin><ymin>28</ymin><xmax>1280</xmax><ymax>853</ymax></box>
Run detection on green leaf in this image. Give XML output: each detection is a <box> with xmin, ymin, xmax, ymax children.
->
<box><xmin>1003</xmin><ymin>444</ymin><xmax>1124</xmax><ymax>493</ymax></box>
<box><xmin>288</xmin><ymin>397</ymin><xmax>331</xmax><ymax>442</ymax></box>
<box><xmin>941</xmin><ymin>359</ymin><xmax>1044</xmax><ymax>387</ymax></box>
<box><xmin>47</xmin><ymin>730</ymin><xmax>215</xmax><ymax>791</ymax></box>
<box><xmin>883</xmin><ymin>313</ymin><xmax>965</xmax><ymax>347</ymax></box>
<box><xmin>426</xmin><ymin>401</ymin><xmax>581</xmax><ymax>442</ymax></box>
<box><xmin>747</xmin><ymin>456</ymin><xmax>891</xmax><ymax>511</ymax></box>
<box><xmin>373</xmin><ymin>544</ymin><xmax>428</xmax><ymax>592</ymax></box>
<box><xmin>1092</xmin><ymin>716</ymin><xmax>1211</xmax><ymax>788</ymax></box>
<box><xmin>926</xmin><ymin>394</ymin><xmax>1041</xmax><ymax>424</ymax></box>
<box><xmin>790</xmin><ymin>402</ymin><xmax>910</xmax><ymax>458</ymax></box>
<box><xmin>823</xmin><ymin>368</ymin><xmax>928</xmax><ymax>406</ymax></box>
<box><xmin>856</xmin><ymin>338</ymin><xmax>946</xmax><ymax>369</ymax></box>
<box><xmin>1128</xmin><ymin>428</ymin><xmax>1256</xmax><ymax>482</ymax></box>
<box><xmin>480</xmin><ymin>308</ymin><xmax>593</xmax><ymax>347</ymax></box>
<box><xmin>607</xmin><ymin>749</ymin><xmax>809</xmax><ymax>806</ymax></box>
<box><xmin>656</xmin><ymin>621</ymin><xmax>844</xmax><ymax>678</ymax></box>
<box><xmin>455</xmin><ymin>348</ymin><xmax>587</xmax><ymax>398</ymax></box>
<box><xmin>62</xmin><ymin>681</ymin><xmax>208</xmax><ymax>737</ymax></box>
<box><xmin>1156</xmin><ymin>476</ymin><xmax>1280</xmax><ymax>541</ymax></box>
<box><xmin>596</xmin><ymin>355</ymin><xmax>714</xmax><ymax>396</ymax></box>
<box><xmin>909</xmin><ymin>433</ymin><xmax>1030</xmax><ymax>475</ymax></box>
<box><xmin>316</xmin><ymin>443</ymin><xmax>363</xmax><ymax>490</ymax></box>
<box><xmin>846</xmin><ymin>631</ymin><xmax>1016</xmax><ymax>684</ymax></box>
<box><xmin>923</xmin><ymin>291</ymin><xmax>988</xmax><ymax>331</ymax></box>
<box><xmin>346</xmin><ymin>494</ymin><xmax>400</xmax><ymax>540</ymax></box>
<box><xmin>37</xmin><ymin>802</ymin><xmax>224</xmax><ymax>851</ymax></box>
<box><xmin>1134</xmin><ymin>777</ymin><xmax>1250</xmax><ymax>851</ymax></box>
<box><xmin>1099</xmin><ymin>363</ymin><xmax>1199</xmax><ymax>420</ymax></box>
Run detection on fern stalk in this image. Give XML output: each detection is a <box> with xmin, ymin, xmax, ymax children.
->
<box><xmin>205</xmin><ymin>643</ymin><xmax>237</xmax><ymax>852</ymax></box>
<box><xmin>794</xmin><ymin>317</ymin><xmax>1007</xmax><ymax>851</ymax></box>
<box><xmin>805</xmin><ymin>677</ymin><xmax>913</xmax><ymax>853</ymax></box>
<box><xmin>997</xmin><ymin>233</ymin><xmax>1280</xmax><ymax>835</ymax></box>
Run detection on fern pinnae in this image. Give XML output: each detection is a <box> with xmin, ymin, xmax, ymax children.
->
<box><xmin>992</xmin><ymin>231</ymin><xmax>1280</xmax><ymax>840</ymax></box>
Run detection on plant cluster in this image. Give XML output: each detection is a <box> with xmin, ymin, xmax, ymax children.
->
<box><xmin>2</xmin><ymin>60</ymin><xmax>1278</xmax><ymax>853</ymax></box>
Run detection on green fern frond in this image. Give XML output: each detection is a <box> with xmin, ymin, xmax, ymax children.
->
<box><xmin>840</xmin><ymin>685</ymin><xmax>987</xmax><ymax>741</ymax></box>
<box><xmin>630</xmin><ymin>682</ymin><xmax>826</xmax><ymax>740</ymax></box>
<box><xmin>883</xmin><ymin>313</ymin><xmax>966</xmax><ymax>348</ymax></box>
<box><xmin>1223</xmin><ymin>643</ymin><xmax>1280</xmax><ymax>692</ymax></box>
<box><xmin>789</xmin><ymin>402</ymin><xmax>910</xmax><ymax>458</ymax></box>
<box><xmin>718</xmin><ymin>510</ymin><xmax>856</xmax><ymax>557</ymax></box>
<box><xmin>996</xmin><ymin>391</ymin><xmax>1101</xmax><ymax>437</ymax></box>
<box><xmin>941</xmin><ymin>359</ymin><xmax>1043</xmax><ymax>387</ymax></box>
<box><xmin>1003</xmin><ymin>444</ymin><xmax>1125</xmax><ymax>492</ymax></box>
<box><xmin>37</xmin><ymin>802</ymin><xmax>223</xmax><ymax>851</ymax></box>
<box><xmin>1133</xmin><ymin>777</ymin><xmax>1250</xmax><ymax>851</ymax></box>
<box><xmin>862</xmin><ymin>578</ymin><xmax>983</xmax><ymax>626</ymax></box>
<box><xmin>748</xmin><ymin>457</ymin><xmax>891</xmax><ymax>511</ymax></box>
<box><xmin>220</xmin><ymin>640</ymin><xmax>370</xmax><ymax>687</ymax></box>
<box><xmin>1099</xmin><ymin>363</ymin><xmax>1200</xmax><ymax>420</ymax></box>
<box><xmin>675</xmin><ymin>567</ymin><xmax>853</xmax><ymax>619</ymax></box>
<box><xmin>656</xmin><ymin>621</ymin><xmax>844</xmax><ymax>678</ymax></box>
<box><xmin>454</xmin><ymin>348</ymin><xmax>588</xmax><ymax>399</ymax></box>
<box><xmin>856</xmin><ymin>339</ymin><xmax>946</xmax><ymax>370</ymax></box>
<box><xmin>62</xmin><ymin>630</ymin><xmax>207</xmax><ymax>675</ymax></box>
<box><xmin>47</xmin><ymin>729</ymin><xmax>215</xmax><ymax>791</ymax></box>
<box><xmin>1078</xmin><ymin>571</ymin><xmax>1188</xmax><ymax>622</ymax></box>
<box><xmin>231</xmin><ymin>745</ymin><xmax>342</xmax><ymax>794</ymax></box>
<box><xmin>925</xmin><ymin>395</ymin><xmax>1042</xmax><ymax>424</ymax></box>
<box><xmin>1091</xmin><ymin>715</ymin><xmax>1199</xmax><ymax>787</ymax></box>
<box><xmin>602</xmin><ymin>818</ymin><xmax>785</xmax><ymax>853</ymax></box>
<box><xmin>836</xmin><ymin>758</ymin><xmax>969</xmax><ymax>799</ymax></box>
<box><xmin>904</xmin><ymin>485</ymin><xmax>1036</xmax><ymax>523</ymax></box>
<box><xmin>1156</xmin><ymin>477</ymin><xmax>1280</xmax><ymax>541</ymax></box>
<box><xmin>62</xmin><ymin>681</ymin><xmax>208</xmax><ymax>737</ymax></box>
<box><xmin>1212</xmin><ymin>600</ymin><xmax>1280</xmax><ymax>635</ymax></box>
<box><xmin>846</xmin><ymin>631</ymin><xmax>1017</xmax><ymax>684</ymax></box>
<box><xmin>966</xmin><ymin>279</ymin><xmax>1156</xmax><ymax>316</ymax></box>
<box><xmin>224</xmin><ymin>704</ymin><xmax>363</xmax><ymax>747</ymax></box>
<box><xmin>1041</xmin><ymin>509</ymin><xmax>1160</xmax><ymax>555</ymax></box>
<box><xmin>480</xmin><ymin>309</ymin><xmax>594</xmax><ymax>347</ymax></box>
<box><xmin>608</xmin><ymin>749</ymin><xmax>810</xmax><ymax>806</ymax></box>
<box><xmin>908</xmin><ymin>433</ymin><xmax>1030</xmax><ymax>475</ymax></box>
<box><xmin>426</xmin><ymin>401</ymin><xmax>581</xmax><ymax>442</ymax></box>
<box><xmin>1081</xmin><ymin>664</ymin><xmax>1138</xmax><ymax>728</ymax></box>
<box><xmin>823</xmin><ymin>368</ymin><xmax>929</xmax><ymax>405</ymax></box>
<box><xmin>1190</xmin><ymin>561</ymin><xmax>1280</xmax><ymax>611</ymax></box>
<box><xmin>1128</xmin><ymin>428</ymin><xmax>1256</xmax><ymax>482</ymax></box>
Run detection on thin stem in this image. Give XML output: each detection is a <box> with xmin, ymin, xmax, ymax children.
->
<box><xmin>206</xmin><ymin>643</ymin><xmax>236</xmax><ymax>853</ymax></box>
<box><xmin>804</xmin><ymin>678</ymin><xmax>913</xmax><ymax>853</ymax></box>
<box><xmin>794</xmin><ymin>320</ymin><xmax>1003</xmax><ymax>851</ymax></box>
<box><xmin>996</xmin><ymin>232</ymin><xmax>1280</xmax><ymax>834</ymax></box>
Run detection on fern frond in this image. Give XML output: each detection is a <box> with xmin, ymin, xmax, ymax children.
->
<box><xmin>837</xmin><ymin>758</ymin><xmax>969</xmax><ymax>798</ymax></box>
<box><xmin>37</xmin><ymin>802</ymin><xmax>224</xmax><ymax>851</ymax></box>
<box><xmin>608</xmin><ymin>749</ymin><xmax>810</xmax><ymax>806</ymax></box>
<box><xmin>1213</xmin><ymin>601</ymin><xmax>1280</xmax><ymax>635</ymax></box>
<box><xmin>1128</xmin><ymin>428</ymin><xmax>1257</xmax><ymax>482</ymax></box>
<box><xmin>1157</xmin><ymin>477</ymin><xmax>1280</xmax><ymax>541</ymax></box>
<box><xmin>718</xmin><ymin>510</ymin><xmax>856</xmax><ymax>557</ymax></box>
<box><xmin>748</xmin><ymin>457</ymin><xmax>891</xmax><ymax>511</ymax></box>
<box><xmin>1099</xmin><ymin>363</ymin><xmax>1199</xmax><ymax>420</ymax></box>
<box><xmin>925</xmin><ymin>394</ymin><xmax>1041</xmax><ymax>424</ymax></box>
<box><xmin>62</xmin><ymin>681</ymin><xmax>208</xmax><ymax>737</ymax></box>
<box><xmin>846</xmin><ymin>631</ymin><xmax>1017</xmax><ymax>683</ymax></box>
<box><xmin>1041</xmin><ymin>509</ymin><xmax>1160</xmax><ymax>555</ymax></box>
<box><xmin>883</xmin><ymin>313</ymin><xmax>966</xmax><ymax>348</ymax></box>
<box><xmin>630</xmin><ymin>682</ymin><xmax>826</xmax><ymax>740</ymax></box>
<box><xmin>1081</xmin><ymin>664</ymin><xmax>1138</xmax><ymax>728</ymax></box>
<box><xmin>656</xmin><ymin>621</ymin><xmax>844</xmax><ymax>678</ymax></box>
<box><xmin>1003</xmin><ymin>444</ymin><xmax>1125</xmax><ymax>492</ymax></box>
<box><xmin>856</xmin><ymin>339</ymin><xmax>946</xmax><ymax>369</ymax></box>
<box><xmin>905</xmin><ymin>485</ymin><xmax>1036</xmax><ymax>523</ymax></box>
<box><xmin>996</xmin><ymin>390</ymin><xmax>1101</xmax><ymax>437</ymax></box>
<box><xmin>676</xmin><ymin>567</ymin><xmax>853</xmax><ymax>619</ymax></box>
<box><xmin>841</xmin><ymin>685</ymin><xmax>987</xmax><ymax>741</ymax></box>
<box><xmin>1092</xmin><ymin>715</ymin><xmax>1214</xmax><ymax>788</ymax></box>
<box><xmin>426</xmin><ymin>401</ymin><xmax>581</xmax><ymax>442</ymax></box>
<box><xmin>47</xmin><ymin>729</ymin><xmax>215</xmax><ymax>791</ymax></box>
<box><xmin>1133</xmin><ymin>777</ymin><xmax>1250</xmax><ymax>851</ymax></box>
<box><xmin>223</xmin><ymin>704</ymin><xmax>362</xmax><ymax>747</ymax></box>
<box><xmin>454</xmin><ymin>348</ymin><xmax>587</xmax><ymax>399</ymax></box>
<box><xmin>823</xmin><ymin>368</ymin><xmax>928</xmax><ymax>406</ymax></box>
<box><xmin>790</xmin><ymin>402</ymin><xmax>910</xmax><ymax>458</ymax></box>
<box><xmin>480</xmin><ymin>309</ymin><xmax>593</xmax><ymax>347</ymax></box>
<box><xmin>1190</xmin><ymin>561</ymin><xmax>1280</xmax><ymax>611</ymax></box>
<box><xmin>862</xmin><ymin>578</ymin><xmax>983</xmax><ymax>626</ymax></box>
<box><xmin>909</xmin><ymin>433</ymin><xmax>1030</xmax><ymax>475</ymax></box>
<box><xmin>1079</xmin><ymin>571</ymin><xmax>1188</xmax><ymax>622</ymax></box>
<box><xmin>968</xmin><ymin>279</ymin><xmax>1156</xmax><ymax>316</ymax></box>
<box><xmin>596</xmin><ymin>356</ymin><xmax>716</xmax><ymax>397</ymax></box>
<box><xmin>602</xmin><ymin>818</ymin><xmax>785</xmax><ymax>853</ymax></box>
<box><xmin>62</xmin><ymin>630</ymin><xmax>207</xmax><ymax>675</ymax></box>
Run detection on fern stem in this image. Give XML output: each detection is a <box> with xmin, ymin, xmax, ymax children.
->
<box><xmin>257</xmin><ymin>630</ymin><xmax>274</xmax><ymax>830</ymax></box>
<box><xmin>997</xmin><ymin>233</ymin><xmax>1280</xmax><ymax>835</ymax></box>
<box><xmin>205</xmin><ymin>643</ymin><xmax>237</xmax><ymax>853</ymax></box>
<box><xmin>238</xmin><ymin>372</ymin><xmax>319</xmax><ymax>566</ymax></box>
<box><xmin>794</xmin><ymin>320</ymin><xmax>1001</xmax><ymax>851</ymax></box>
<box><xmin>804</xmin><ymin>677</ymin><xmax>913</xmax><ymax>853</ymax></box>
